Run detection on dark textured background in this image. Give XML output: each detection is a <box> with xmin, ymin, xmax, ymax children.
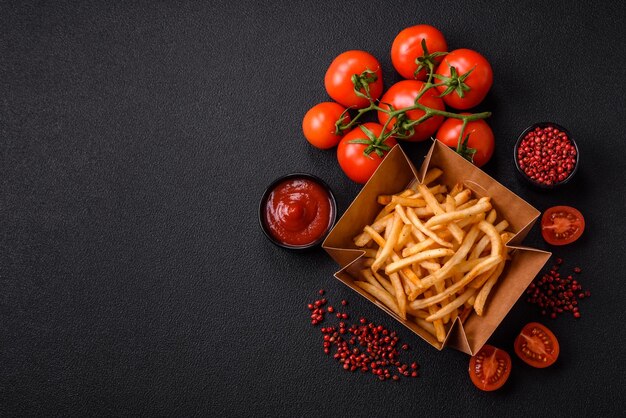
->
<box><xmin>2</xmin><ymin>0</ymin><xmax>626</xmax><ymax>416</ymax></box>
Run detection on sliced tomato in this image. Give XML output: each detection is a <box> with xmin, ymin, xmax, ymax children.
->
<box><xmin>541</xmin><ymin>206</ymin><xmax>585</xmax><ymax>245</ymax></box>
<box><xmin>469</xmin><ymin>344</ymin><xmax>511</xmax><ymax>391</ymax></box>
<box><xmin>514</xmin><ymin>322</ymin><xmax>559</xmax><ymax>368</ymax></box>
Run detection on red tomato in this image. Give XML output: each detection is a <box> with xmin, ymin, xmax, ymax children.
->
<box><xmin>324</xmin><ymin>50</ymin><xmax>383</xmax><ymax>109</ymax></box>
<box><xmin>391</xmin><ymin>25</ymin><xmax>448</xmax><ymax>80</ymax></box>
<box><xmin>541</xmin><ymin>206</ymin><xmax>585</xmax><ymax>245</ymax></box>
<box><xmin>377</xmin><ymin>80</ymin><xmax>445</xmax><ymax>142</ymax></box>
<box><xmin>469</xmin><ymin>345</ymin><xmax>511</xmax><ymax>391</ymax></box>
<box><xmin>302</xmin><ymin>102</ymin><xmax>350</xmax><ymax>149</ymax></box>
<box><xmin>435</xmin><ymin>115</ymin><xmax>495</xmax><ymax>166</ymax></box>
<box><xmin>435</xmin><ymin>49</ymin><xmax>493</xmax><ymax>110</ymax></box>
<box><xmin>337</xmin><ymin>123</ymin><xmax>397</xmax><ymax>184</ymax></box>
<box><xmin>514</xmin><ymin>322</ymin><xmax>560</xmax><ymax>368</ymax></box>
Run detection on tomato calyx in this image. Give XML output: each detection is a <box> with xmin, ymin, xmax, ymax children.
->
<box><xmin>333</xmin><ymin>107</ymin><xmax>352</xmax><ymax>135</ymax></box>
<box><xmin>433</xmin><ymin>65</ymin><xmax>474</xmax><ymax>99</ymax></box>
<box><xmin>414</xmin><ymin>39</ymin><xmax>448</xmax><ymax>80</ymax></box>
<box><xmin>351</xmin><ymin>69</ymin><xmax>379</xmax><ymax>101</ymax></box>
<box><xmin>456</xmin><ymin>132</ymin><xmax>477</xmax><ymax>163</ymax></box>
<box><xmin>347</xmin><ymin>124</ymin><xmax>392</xmax><ymax>158</ymax></box>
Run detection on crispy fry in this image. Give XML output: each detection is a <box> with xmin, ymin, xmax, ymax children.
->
<box><xmin>354</xmin><ymin>213</ymin><xmax>394</xmax><ymax>247</ymax></box>
<box><xmin>474</xmin><ymin>261</ymin><xmax>506</xmax><ymax>317</ymax></box>
<box><xmin>419</xmin><ymin>184</ymin><xmax>465</xmax><ymax>243</ymax></box>
<box><xmin>425</xmin><ymin>197</ymin><xmax>492</xmax><ymax>227</ymax></box>
<box><xmin>422</xmin><ymin>168</ymin><xmax>443</xmax><ymax>185</ymax></box>
<box><xmin>391</xmin><ymin>195</ymin><xmax>427</xmax><ymax>207</ymax></box>
<box><xmin>415</xmin><ymin>225</ymin><xmax>482</xmax><ymax>290</ymax></box>
<box><xmin>405</xmin><ymin>207</ymin><xmax>453</xmax><ymax>248</ymax></box>
<box><xmin>410</xmin><ymin>255</ymin><xmax>501</xmax><ymax>310</ymax></box>
<box><xmin>355</xmin><ymin>281</ymin><xmax>401</xmax><ymax>316</ymax></box>
<box><xmin>414</xmin><ymin>317</ymin><xmax>437</xmax><ymax>337</ymax></box>
<box><xmin>389</xmin><ymin>272</ymin><xmax>406</xmax><ymax>319</ymax></box>
<box><xmin>426</xmin><ymin>288</ymin><xmax>476</xmax><ymax>322</ymax></box>
<box><xmin>423</xmin><ymin>290</ymin><xmax>446</xmax><ymax>342</ymax></box>
<box><xmin>395</xmin><ymin>224</ymin><xmax>413</xmax><ymax>251</ymax></box>
<box><xmin>385</xmin><ymin>248</ymin><xmax>455</xmax><ymax>275</ymax></box>
<box><xmin>470</xmin><ymin>220</ymin><xmax>509</xmax><ymax>259</ymax></box>
<box><xmin>372</xmin><ymin>270</ymin><xmax>396</xmax><ymax>296</ymax></box>
<box><xmin>372</xmin><ymin>214</ymin><xmax>404</xmax><ymax>271</ymax></box>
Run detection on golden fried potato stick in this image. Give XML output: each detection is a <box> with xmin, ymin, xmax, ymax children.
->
<box><xmin>414</xmin><ymin>317</ymin><xmax>437</xmax><ymax>338</ymax></box>
<box><xmin>395</xmin><ymin>224</ymin><xmax>414</xmax><ymax>251</ymax></box>
<box><xmin>426</xmin><ymin>287</ymin><xmax>477</xmax><ymax>322</ymax></box>
<box><xmin>389</xmin><ymin>271</ymin><xmax>406</xmax><ymax>319</ymax></box>
<box><xmin>425</xmin><ymin>197</ymin><xmax>492</xmax><ymax>228</ymax></box>
<box><xmin>354</xmin><ymin>213</ymin><xmax>394</xmax><ymax>247</ymax></box>
<box><xmin>361</xmin><ymin>269</ymin><xmax>384</xmax><ymax>290</ymax></box>
<box><xmin>377</xmin><ymin>189</ymin><xmax>415</xmax><ymax>205</ymax></box>
<box><xmin>449</xmin><ymin>183</ymin><xmax>463</xmax><ymax>197</ymax></box>
<box><xmin>445</xmin><ymin>195</ymin><xmax>456</xmax><ymax>213</ymax></box>
<box><xmin>418</xmin><ymin>184</ymin><xmax>465</xmax><ymax>243</ymax></box>
<box><xmin>395</xmin><ymin>206</ymin><xmax>427</xmax><ymax>242</ymax></box>
<box><xmin>372</xmin><ymin>213</ymin><xmax>403</xmax><ymax>271</ymax></box>
<box><xmin>395</xmin><ymin>205</ymin><xmax>452</xmax><ymax>248</ymax></box>
<box><xmin>364</xmin><ymin>226</ymin><xmax>422</xmax><ymax>287</ymax></box>
<box><xmin>391</xmin><ymin>196</ymin><xmax>427</xmax><ymax>208</ymax></box>
<box><xmin>385</xmin><ymin>248</ymin><xmax>455</xmax><ymax>275</ymax></box>
<box><xmin>473</xmin><ymin>250</ymin><xmax>508</xmax><ymax>316</ymax></box>
<box><xmin>455</xmin><ymin>198</ymin><xmax>479</xmax><ymax>211</ymax></box>
<box><xmin>401</xmin><ymin>237</ymin><xmax>439</xmax><ymax>257</ymax></box>
<box><xmin>410</xmin><ymin>255</ymin><xmax>502</xmax><ymax>310</ymax></box>
<box><xmin>372</xmin><ymin>270</ymin><xmax>396</xmax><ymax>296</ymax></box>
<box><xmin>404</xmin><ymin>206</ymin><xmax>453</xmax><ymax>248</ymax></box>
<box><xmin>422</xmin><ymin>168</ymin><xmax>443</xmax><ymax>185</ymax></box>
<box><xmin>423</xmin><ymin>290</ymin><xmax>446</xmax><ymax>342</ymax></box>
<box><xmin>478</xmin><ymin>220</ymin><xmax>503</xmax><ymax>259</ymax></box>
<box><xmin>469</xmin><ymin>220</ymin><xmax>509</xmax><ymax>259</ymax></box>
<box><xmin>415</xmin><ymin>224</ymin><xmax>482</xmax><ymax>290</ymax></box>
<box><xmin>355</xmin><ymin>281</ymin><xmax>401</xmax><ymax>317</ymax></box>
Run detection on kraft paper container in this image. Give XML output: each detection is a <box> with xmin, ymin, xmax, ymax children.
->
<box><xmin>322</xmin><ymin>140</ymin><xmax>551</xmax><ymax>355</ymax></box>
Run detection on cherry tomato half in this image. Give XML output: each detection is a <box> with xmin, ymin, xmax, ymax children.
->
<box><xmin>435</xmin><ymin>49</ymin><xmax>493</xmax><ymax>110</ymax></box>
<box><xmin>469</xmin><ymin>344</ymin><xmax>511</xmax><ymax>391</ymax></box>
<box><xmin>435</xmin><ymin>115</ymin><xmax>495</xmax><ymax>167</ymax></box>
<box><xmin>336</xmin><ymin>123</ymin><xmax>397</xmax><ymax>184</ymax></box>
<box><xmin>324</xmin><ymin>50</ymin><xmax>383</xmax><ymax>109</ymax></box>
<box><xmin>391</xmin><ymin>25</ymin><xmax>448</xmax><ymax>80</ymax></box>
<box><xmin>302</xmin><ymin>102</ymin><xmax>350</xmax><ymax>149</ymax></box>
<box><xmin>377</xmin><ymin>80</ymin><xmax>445</xmax><ymax>142</ymax></box>
<box><xmin>541</xmin><ymin>206</ymin><xmax>585</xmax><ymax>245</ymax></box>
<box><xmin>514</xmin><ymin>322</ymin><xmax>560</xmax><ymax>368</ymax></box>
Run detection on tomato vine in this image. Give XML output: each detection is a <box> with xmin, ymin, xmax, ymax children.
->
<box><xmin>334</xmin><ymin>42</ymin><xmax>491</xmax><ymax>163</ymax></box>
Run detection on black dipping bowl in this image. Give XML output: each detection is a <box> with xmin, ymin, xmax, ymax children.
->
<box><xmin>258</xmin><ymin>173</ymin><xmax>337</xmax><ymax>251</ymax></box>
<box><xmin>513</xmin><ymin>122</ymin><xmax>579</xmax><ymax>189</ymax></box>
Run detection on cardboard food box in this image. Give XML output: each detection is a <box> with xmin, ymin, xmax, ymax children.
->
<box><xmin>322</xmin><ymin>140</ymin><xmax>551</xmax><ymax>355</ymax></box>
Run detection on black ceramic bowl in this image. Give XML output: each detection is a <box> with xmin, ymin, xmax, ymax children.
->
<box><xmin>513</xmin><ymin>122</ymin><xmax>579</xmax><ymax>189</ymax></box>
<box><xmin>258</xmin><ymin>173</ymin><xmax>337</xmax><ymax>251</ymax></box>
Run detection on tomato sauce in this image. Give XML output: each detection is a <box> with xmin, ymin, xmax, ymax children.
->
<box><xmin>264</xmin><ymin>177</ymin><xmax>333</xmax><ymax>246</ymax></box>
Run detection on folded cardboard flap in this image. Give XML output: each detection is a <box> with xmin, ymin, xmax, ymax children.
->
<box><xmin>323</xmin><ymin>140</ymin><xmax>551</xmax><ymax>355</ymax></box>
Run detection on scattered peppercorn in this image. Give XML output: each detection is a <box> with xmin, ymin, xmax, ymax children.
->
<box><xmin>307</xmin><ymin>291</ymin><xmax>420</xmax><ymax>381</ymax></box>
<box><xmin>525</xmin><ymin>257</ymin><xmax>589</xmax><ymax>319</ymax></box>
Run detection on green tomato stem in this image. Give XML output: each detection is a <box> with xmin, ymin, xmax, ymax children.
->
<box><xmin>334</xmin><ymin>61</ymin><xmax>491</xmax><ymax>164</ymax></box>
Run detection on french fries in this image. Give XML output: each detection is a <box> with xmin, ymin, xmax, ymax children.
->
<box><xmin>353</xmin><ymin>168</ymin><xmax>513</xmax><ymax>343</ymax></box>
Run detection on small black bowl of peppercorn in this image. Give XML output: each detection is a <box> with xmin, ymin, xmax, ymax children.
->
<box><xmin>514</xmin><ymin>122</ymin><xmax>579</xmax><ymax>189</ymax></box>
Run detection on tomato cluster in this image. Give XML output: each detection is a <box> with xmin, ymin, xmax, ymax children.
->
<box><xmin>303</xmin><ymin>24</ymin><xmax>496</xmax><ymax>184</ymax></box>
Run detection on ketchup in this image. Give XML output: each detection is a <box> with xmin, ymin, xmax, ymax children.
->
<box><xmin>264</xmin><ymin>177</ymin><xmax>334</xmax><ymax>246</ymax></box>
